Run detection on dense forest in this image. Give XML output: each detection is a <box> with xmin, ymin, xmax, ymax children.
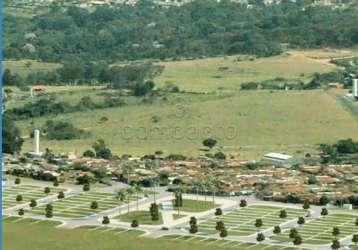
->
<box><xmin>4</xmin><ymin>0</ymin><xmax>358</xmax><ymax>64</ymax></box>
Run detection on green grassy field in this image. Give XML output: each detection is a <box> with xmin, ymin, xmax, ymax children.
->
<box><xmin>16</xmin><ymin>89</ymin><xmax>358</xmax><ymax>159</ymax></box>
<box><xmin>3</xmin><ymin>184</ymin><xmax>65</xmax><ymax>210</ymax></box>
<box><xmin>27</xmin><ymin>192</ymin><xmax>139</xmax><ymax>218</ymax></box>
<box><xmin>155</xmin><ymin>53</ymin><xmax>337</xmax><ymax>92</ymax></box>
<box><xmin>3</xmin><ymin>60</ymin><xmax>61</xmax><ymax>77</ymax></box>
<box><xmin>3</xmin><ymin>217</ymin><xmax>305</xmax><ymax>250</ymax></box>
<box><xmin>173</xmin><ymin>199</ymin><xmax>217</xmax><ymax>213</ymax></box>
<box><xmin>271</xmin><ymin>213</ymin><xmax>358</xmax><ymax>245</ymax></box>
<box><xmin>116</xmin><ymin>210</ymin><xmax>163</xmax><ymax>225</ymax></box>
<box><xmin>198</xmin><ymin>205</ymin><xmax>306</xmax><ymax>236</ymax></box>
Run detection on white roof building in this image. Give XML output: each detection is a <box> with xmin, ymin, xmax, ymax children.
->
<box><xmin>262</xmin><ymin>153</ymin><xmax>299</xmax><ymax>166</ymax></box>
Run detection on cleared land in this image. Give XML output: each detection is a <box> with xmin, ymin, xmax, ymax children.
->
<box><xmin>17</xmin><ymin>89</ymin><xmax>358</xmax><ymax>159</ymax></box>
<box><xmin>3</xmin><ymin>216</ymin><xmax>305</xmax><ymax>250</ymax></box>
<box><xmin>116</xmin><ymin>210</ymin><xmax>163</xmax><ymax>225</ymax></box>
<box><xmin>271</xmin><ymin>213</ymin><xmax>358</xmax><ymax>245</ymax></box>
<box><xmin>2</xmin><ymin>60</ymin><xmax>61</xmax><ymax>77</ymax></box>
<box><xmin>198</xmin><ymin>205</ymin><xmax>306</xmax><ymax>236</ymax></box>
<box><xmin>3</xmin><ymin>184</ymin><xmax>65</xmax><ymax>210</ymax></box>
<box><xmin>27</xmin><ymin>192</ymin><xmax>140</xmax><ymax>218</ymax></box>
<box><xmin>155</xmin><ymin>53</ymin><xmax>337</xmax><ymax>92</ymax></box>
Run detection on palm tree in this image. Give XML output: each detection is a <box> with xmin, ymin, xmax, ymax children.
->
<box><xmin>192</xmin><ymin>179</ymin><xmax>200</xmax><ymax>201</ymax></box>
<box><xmin>122</xmin><ymin>160</ymin><xmax>135</xmax><ymax>185</ymax></box>
<box><xmin>126</xmin><ymin>187</ymin><xmax>135</xmax><ymax>213</ymax></box>
<box><xmin>207</xmin><ymin>174</ymin><xmax>219</xmax><ymax>203</ymax></box>
<box><xmin>151</xmin><ymin>176</ymin><xmax>159</xmax><ymax>203</ymax></box>
<box><xmin>134</xmin><ymin>184</ymin><xmax>142</xmax><ymax>211</ymax></box>
<box><xmin>115</xmin><ymin>188</ymin><xmax>127</xmax><ymax>216</ymax></box>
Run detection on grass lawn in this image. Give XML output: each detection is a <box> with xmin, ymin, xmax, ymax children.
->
<box><xmin>115</xmin><ymin>210</ymin><xmax>163</xmax><ymax>225</ymax></box>
<box><xmin>3</xmin><ymin>217</ymin><xmax>307</xmax><ymax>250</ymax></box>
<box><xmin>271</xmin><ymin>213</ymin><xmax>358</xmax><ymax>245</ymax></box>
<box><xmin>3</xmin><ymin>218</ymin><xmax>230</xmax><ymax>250</ymax></box>
<box><xmin>173</xmin><ymin>199</ymin><xmax>217</xmax><ymax>212</ymax></box>
<box><xmin>199</xmin><ymin>205</ymin><xmax>306</xmax><ymax>236</ymax></box>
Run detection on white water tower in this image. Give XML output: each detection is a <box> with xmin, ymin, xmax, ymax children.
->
<box><xmin>353</xmin><ymin>79</ymin><xmax>358</xmax><ymax>100</ymax></box>
<box><xmin>31</xmin><ymin>129</ymin><xmax>43</xmax><ymax>157</ymax></box>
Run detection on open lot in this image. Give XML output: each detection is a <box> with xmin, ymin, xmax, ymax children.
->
<box><xmin>271</xmin><ymin>213</ymin><xmax>358</xmax><ymax>245</ymax></box>
<box><xmin>155</xmin><ymin>53</ymin><xmax>338</xmax><ymax>92</ymax></box>
<box><xmin>2</xmin><ymin>60</ymin><xmax>61</xmax><ymax>77</ymax></box>
<box><xmin>198</xmin><ymin>205</ymin><xmax>306</xmax><ymax>236</ymax></box>
<box><xmin>17</xmin><ymin>89</ymin><xmax>358</xmax><ymax>159</ymax></box>
<box><xmin>27</xmin><ymin>192</ymin><xmax>139</xmax><ymax>218</ymax></box>
<box><xmin>2</xmin><ymin>184</ymin><xmax>65</xmax><ymax>210</ymax></box>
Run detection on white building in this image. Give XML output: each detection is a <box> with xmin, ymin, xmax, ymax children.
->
<box><xmin>262</xmin><ymin>153</ymin><xmax>299</xmax><ymax>166</ymax></box>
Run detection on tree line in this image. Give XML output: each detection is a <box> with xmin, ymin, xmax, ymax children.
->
<box><xmin>4</xmin><ymin>0</ymin><xmax>358</xmax><ymax>64</ymax></box>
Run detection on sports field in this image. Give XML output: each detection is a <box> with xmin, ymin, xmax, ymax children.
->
<box><xmin>28</xmin><ymin>192</ymin><xmax>139</xmax><ymax>218</ymax></box>
<box><xmin>272</xmin><ymin>213</ymin><xmax>358</xmax><ymax>245</ymax></box>
<box><xmin>198</xmin><ymin>205</ymin><xmax>306</xmax><ymax>236</ymax></box>
<box><xmin>3</xmin><ymin>184</ymin><xmax>65</xmax><ymax>210</ymax></box>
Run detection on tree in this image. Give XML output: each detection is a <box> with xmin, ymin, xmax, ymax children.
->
<box><xmin>102</xmin><ymin>216</ymin><xmax>110</xmax><ymax>224</ymax></box>
<box><xmin>256</xmin><ymin>233</ymin><xmax>265</xmax><ymax>242</ymax></box>
<box><xmin>91</xmin><ymin>201</ymin><xmax>98</xmax><ymax>210</ymax></box>
<box><xmin>273</xmin><ymin>226</ymin><xmax>281</xmax><ymax>234</ymax></box>
<box><xmin>297</xmin><ymin>217</ymin><xmax>305</xmax><ymax>225</ymax></box>
<box><xmin>220</xmin><ymin>228</ymin><xmax>228</xmax><ymax>239</ymax></box>
<box><xmin>356</xmin><ymin>218</ymin><xmax>358</xmax><ymax>226</ymax></box>
<box><xmin>83</xmin><ymin>150</ymin><xmax>95</xmax><ymax>158</ymax></box>
<box><xmin>332</xmin><ymin>227</ymin><xmax>340</xmax><ymax>239</ymax></box>
<box><xmin>321</xmin><ymin>208</ymin><xmax>329</xmax><ymax>216</ymax></box>
<box><xmin>189</xmin><ymin>224</ymin><xmax>198</xmax><ymax>234</ymax></box>
<box><xmin>30</xmin><ymin>199</ymin><xmax>37</xmax><ymax>208</ymax></box>
<box><xmin>14</xmin><ymin>178</ymin><xmax>21</xmax><ymax>185</ymax></box>
<box><xmin>255</xmin><ymin>219</ymin><xmax>263</xmax><ymax>231</ymax></box>
<box><xmin>58</xmin><ymin>191</ymin><xmax>65</xmax><ymax>199</ymax></box>
<box><xmin>126</xmin><ymin>187</ymin><xmax>135</xmax><ymax>213</ymax></box>
<box><xmin>16</xmin><ymin>194</ymin><xmax>23</xmax><ymax>202</ymax></box>
<box><xmin>240</xmin><ymin>199</ymin><xmax>247</xmax><ymax>208</ymax></box>
<box><xmin>302</xmin><ymin>200</ymin><xmax>310</xmax><ymax>210</ymax></box>
<box><xmin>150</xmin><ymin>203</ymin><xmax>159</xmax><ymax>221</ymax></box>
<box><xmin>134</xmin><ymin>184</ymin><xmax>142</xmax><ymax>211</ymax></box>
<box><xmin>3</xmin><ymin>115</ymin><xmax>24</xmax><ymax>154</ymax></box>
<box><xmin>44</xmin><ymin>187</ymin><xmax>51</xmax><ymax>195</ymax></box>
<box><xmin>319</xmin><ymin>195</ymin><xmax>330</xmax><ymax>206</ymax></box>
<box><xmin>131</xmin><ymin>219</ymin><xmax>139</xmax><ymax>228</ymax></box>
<box><xmin>115</xmin><ymin>188</ymin><xmax>127</xmax><ymax>215</ymax></box>
<box><xmin>216</xmin><ymin>221</ymin><xmax>225</xmax><ymax>231</ymax></box>
<box><xmin>83</xmin><ymin>183</ymin><xmax>90</xmax><ymax>192</ymax></box>
<box><xmin>293</xmin><ymin>235</ymin><xmax>303</xmax><ymax>245</ymax></box>
<box><xmin>289</xmin><ymin>228</ymin><xmax>298</xmax><ymax>239</ymax></box>
<box><xmin>215</xmin><ymin>208</ymin><xmax>223</xmax><ymax>216</ymax></box>
<box><xmin>214</xmin><ymin>151</ymin><xmax>226</xmax><ymax>160</ymax></box>
<box><xmin>18</xmin><ymin>208</ymin><xmax>25</xmax><ymax>216</ymax></box>
<box><xmin>189</xmin><ymin>217</ymin><xmax>197</xmax><ymax>226</ymax></box>
<box><xmin>45</xmin><ymin>209</ymin><xmax>53</xmax><ymax>218</ymax></box>
<box><xmin>279</xmin><ymin>210</ymin><xmax>287</xmax><ymax>219</ymax></box>
<box><xmin>203</xmin><ymin>138</ymin><xmax>217</xmax><ymax>150</ymax></box>
<box><xmin>53</xmin><ymin>180</ymin><xmax>59</xmax><ymax>187</ymax></box>
<box><xmin>92</xmin><ymin>139</ymin><xmax>112</xmax><ymax>159</ymax></box>
<box><xmin>331</xmin><ymin>239</ymin><xmax>340</xmax><ymax>250</ymax></box>
<box><xmin>352</xmin><ymin>234</ymin><xmax>358</xmax><ymax>245</ymax></box>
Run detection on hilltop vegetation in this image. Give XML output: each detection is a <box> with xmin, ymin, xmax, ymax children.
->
<box><xmin>4</xmin><ymin>0</ymin><xmax>358</xmax><ymax>64</ymax></box>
